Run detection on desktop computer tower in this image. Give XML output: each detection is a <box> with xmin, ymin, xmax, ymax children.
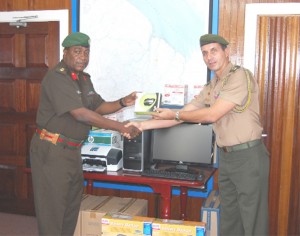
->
<box><xmin>123</xmin><ymin>130</ymin><xmax>151</xmax><ymax>172</ymax></box>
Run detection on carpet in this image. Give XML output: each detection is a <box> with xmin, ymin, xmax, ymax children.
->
<box><xmin>0</xmin><ymin>212</ymin><xmax>38</xmax><ymax>236</ymax></box>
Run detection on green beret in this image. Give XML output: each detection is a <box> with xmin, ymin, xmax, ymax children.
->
<box><xmin>62</xmin><ymin>32</ymin><xmax>90</xmax><ymax>48</ymax></box>
<box><xmin>200</xmin><ymin>34</ymin><xmax>229</xmax><ymax>47</ymax></box>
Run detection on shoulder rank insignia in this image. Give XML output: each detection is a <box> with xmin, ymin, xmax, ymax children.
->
<box><xmin>56</xmin><ymin>67</ymin><xmax>67</xmax><ymax>75</ymax></box>
<box><xmin>229</xmin><ymin>65</ymin><xmax>241</xmax><ymax>73</ymax></box>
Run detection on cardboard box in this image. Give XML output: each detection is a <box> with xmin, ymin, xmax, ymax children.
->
<box><xmin>134</xmin><ymin>92</ymin><xmax>161</xmax><ymax>115</ymax></box>
<box><xmin>74</xmin><ymin>194</ymin><xmax>148</xmax><ymax>236</ymax></box>
<box><xmin>152</xmin><ymin>218</ymin><xmax>206</xmax><ymax>236</ymax></box>
<box><xmin>162</xmin><ymin>84</ymin><xmax>188</xmax><ymax>106</ymax></box>
<box><xmin>74</xmin><ymin>194</ymin><xmax>108</xmax><ymax>236</ymax></box>
<box><xmin>201</xmin><ymin>190</ymin><xmax>220</xmax><ymax>236</ymax></box>
<box><xmin>101</xmin><ymin>214</ymin><xmax>154</xmax><ymax>236</ymax></box>
<box><xmin>84</xmin><ymin>129</ymin><xmax>122</xmax><ymax>148</ymax></box>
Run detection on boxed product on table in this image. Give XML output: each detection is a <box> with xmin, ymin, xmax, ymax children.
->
<box><xmin>161</xmin><ymin>84</ymin><xmax>188</xmax><ymax>106</ymax></box>
<box><xmin>134</xmin><ymin>92</ymin><xmax>161</xmax><ymax>115</ymax></box>
<box><xmin>201</xmin><ymin>190</ymin><xmax>220</xmax><ymax>236</ymax></box>
<box><xmin>189</xmin><ymin>84</ymin><xmax>205</xmax><ymax>101</ymax></box>
<box><xmin>152</xmin><ymin>218</ymin><xmax>206</xmax><ymax>236</ymax></box>
<box><xmin>74</xmin><ymin>194</ymin><xmax>148</xmax><ymax>236</ymax></box>
<box><xmin>84</xmin><ymin>128</ymin><xmax>122</xmax><ymax>148</ymax></box>
<box><xmin>101</xmin><ymin>214</ymin><xmax>154</xmax><ymax>236</ymax></box>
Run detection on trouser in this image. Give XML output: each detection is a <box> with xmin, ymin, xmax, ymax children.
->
<box><xmin>218</xmin><ymin>141</ymin><xmax>270</xmax><ymax>236</ymax></box>
<box><xmin>30</xmin><ymin>134</ymin><xmax>84</xmax><ymax>236</ymax></box>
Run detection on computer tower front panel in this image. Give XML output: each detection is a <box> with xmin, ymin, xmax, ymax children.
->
<box><xmin>123</xmin><ymin>130</ymin><xmax>151</xmax><ymax>172</ymax></box>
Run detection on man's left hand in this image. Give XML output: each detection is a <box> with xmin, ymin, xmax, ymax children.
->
<box><xmin>121</xmin><ymin>123</ymin><xmax>141</xmax><ymax>139</ymax></box>
<box><xmin>122</xmin><ymin>92</ymin><xmax>138</xmax><ymax>107</ymax></box>
<box><xmin>151</xmin><ymin>108</ymin><xmax>175</xmax><ymax>120</ymax></box>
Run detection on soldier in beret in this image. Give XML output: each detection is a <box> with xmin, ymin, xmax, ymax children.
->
<box><xmin>30</xmin><ymin>32</ymin><xmax>140</xmax><ymax>236</ymax></box>
<box><xmin>127</xmin><ymin>33</ymin><xmax>269</xmax><ymax>236</ymax></box>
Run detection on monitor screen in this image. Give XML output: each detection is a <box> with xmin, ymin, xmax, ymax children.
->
<box><xmin>150</xmin><ymin>123</ymin><xmax>214</xmax><ymax>169</ymax></box>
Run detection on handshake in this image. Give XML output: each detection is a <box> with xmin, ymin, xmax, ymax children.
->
<box><xmin>120</xmin><ymin>121</ymin><xmax>142</xmax><ymax>139</ymax></box>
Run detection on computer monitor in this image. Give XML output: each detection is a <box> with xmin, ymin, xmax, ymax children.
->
<box><xmin>150</xmin><ymin>123</ymin><xmax>214</xmax><ymax>172</ymax></box>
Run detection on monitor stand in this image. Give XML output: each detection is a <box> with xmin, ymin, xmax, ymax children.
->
<box><xmin>166</xmin><ymin>164</ymin><xmax>198</xmax><ymax>175</ymax></box>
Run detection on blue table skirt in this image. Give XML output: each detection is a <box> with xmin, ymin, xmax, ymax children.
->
<box><xmin>84</xmin><ymin>176</ymin><xmax>213</xmax><ymax>198</ymax></box>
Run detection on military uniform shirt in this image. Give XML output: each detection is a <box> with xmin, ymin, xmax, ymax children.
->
<box><xmin>36</xmin><ymin>61</ymin><xmax>104</xmax><ymax>140</ymax></box>
<box><xmin>190</xmin><ymin>62</ymin><xmax>263</xmax><ymax>147</ymax></box>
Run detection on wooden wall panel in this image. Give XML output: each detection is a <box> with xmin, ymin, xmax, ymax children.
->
<box><xmin>0</xmin><ymin>80</ymin><xmax>15</xmax><ymax>111</ymax></box>
<box><xmin>0</xmin><ymin>123</ymin><xmax>18</xmax><ymax>156</ymax></box>
<box><xmin>27</xmin><ymin>80</ymin><xmax>41</xmax><ymax>112</ymax></box>
<box><xmin>0</xmin><ymin>35</ymin><xmax>14</xmax><ymax>66</ymax></box>
<box><xmin>219</xmin><ymin>1</ymin><xmax>300</xmax><ymax>235</ymax></box>
<box><xmin>256</xmin><ymin>15</ymin><xmax>300</xmax><ymax>235</ymax></box>
<box><xmin>218</xmin><ymin>0</ymin><xmax>293</xmax><ymax>65</ymax></box>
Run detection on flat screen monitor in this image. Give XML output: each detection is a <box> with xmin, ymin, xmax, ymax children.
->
<box><xmin>150</xmin><ymin>123</ymin><xmax>214</xmax><ymax>171</ymax></box>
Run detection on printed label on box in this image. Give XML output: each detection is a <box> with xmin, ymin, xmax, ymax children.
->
<box><xmin>84</xmin><ymin>129</ymin><xmax>122</xmax><ymax>148</ymax></box>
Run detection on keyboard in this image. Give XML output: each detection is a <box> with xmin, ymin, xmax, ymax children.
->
<box><xmin>141</xmin><ymin>169</ymin><xmax>198</xmax><ymax>181</ymax></box>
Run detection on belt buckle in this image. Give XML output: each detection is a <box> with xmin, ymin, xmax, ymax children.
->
<box><xmin>51</xmin><ymin>133</ymin><xmax>60</xmax><ymax>145</ymax></box>
<box><xmin>39</xmin><ymin>129</ymin><xmax>47</xmax><ymax>140</ymax></box>
<box><xmin>222</xmin><ymin>146</ymin><xmax>229</xmax><ymax>152</ymax></box>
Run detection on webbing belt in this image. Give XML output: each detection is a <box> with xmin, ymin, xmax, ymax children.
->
<box><xmin>36</xmin><ymin>127</ymin><xmax>84</xmax><ymax>150</ymax></box>
<box><xmin>220</xmin><ymin>139</ymin><xmax>262</xmax><ymax>153</ymax></box>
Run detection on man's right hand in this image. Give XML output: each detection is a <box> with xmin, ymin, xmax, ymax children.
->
<box><xmin>124</xmin><ymin>121</ymin><xmax>143</xmax><ymax>131</ymax></box>
<box><xmin>121</xmin><ymin>124</ymin><xmax>141</xmax><ymax>139</ymax></box>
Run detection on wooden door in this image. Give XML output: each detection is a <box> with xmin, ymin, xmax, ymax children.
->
<box><xmin>256</xmin><ymin>15</ymin><xmax>300</xmax><ymax>236</ymax></box>
<box><xmin>0</xmin><ymin>21</ymin><xmax>60</xmax><ymax>199</ymax></box>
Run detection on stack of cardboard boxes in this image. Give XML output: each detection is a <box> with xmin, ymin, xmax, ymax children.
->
<box><xmin>74</xmin><ymin>194</ymin><xmax>207</xmax><ymax>236</ymax></box>
<box><xmin>74</xmin><ymin>194</ymin><xmax>149</xmax><ymax>235</ymax></box>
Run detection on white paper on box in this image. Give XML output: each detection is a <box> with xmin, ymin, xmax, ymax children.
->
<box><xmin>162</xmin><ymin>84</ymin><xmax>188</xmax><ymax>106</ymax></box>
<box><xmin>188</xmin><ymin>84</ymin><xmax>205</xmax><ymax>102</ymax></box>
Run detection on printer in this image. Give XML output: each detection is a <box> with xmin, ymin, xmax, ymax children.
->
<box><xmin>81</xmin><ymin>145</ymin><xmax>123</xmax><ymax>172</ymax></box>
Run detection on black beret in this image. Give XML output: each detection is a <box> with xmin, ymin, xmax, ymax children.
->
<box><xmin>200</xmin><ymin>34</ymin><xmax>229</xmax><ymax>47</ymax></box>
<box><xmin>62</xmin><ymin>32</ymin><xmax>90</xmax><ymax>48</ymax></box>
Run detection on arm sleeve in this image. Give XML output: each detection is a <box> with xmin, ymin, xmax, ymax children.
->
<box><xmin>219</xmin><ymin>69</ymin><xmax>248</xmax><ymax>106</ymax></box>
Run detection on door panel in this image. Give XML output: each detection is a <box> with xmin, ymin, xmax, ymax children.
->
<box><xmin>256</xmin><ymin>15</ymin><xmax>300</xmax><ymax>236</ymax></box>
<box><xmin>0</xmin><ymin>21</ymin><xmax>60</xmax><ymax>198</ymax></box>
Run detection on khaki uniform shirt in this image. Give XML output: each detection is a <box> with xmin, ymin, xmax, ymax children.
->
<box><xmin>190</xmin><ymin>62</ymin><xmax>263</xmax><ymax>147</ymax></box>
<box><xmin>36</xmin><ymin>61</ymin><xmax>104</xmax><ymax>140</ymax></box>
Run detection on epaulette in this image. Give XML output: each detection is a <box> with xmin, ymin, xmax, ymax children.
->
<box><xmin>55</xmin><ymin>66</ymin><xmax>68</xmax><ymax>75</ymax></box>
<box><xmin>229</xmin><ymin>65</ymin><xmax>241</xmax><ymax>73</ymax></box>
<box><xmin>226</xmin><ymin>65</ymin><xmax>252</xmax><ymax>113</ymax></box>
